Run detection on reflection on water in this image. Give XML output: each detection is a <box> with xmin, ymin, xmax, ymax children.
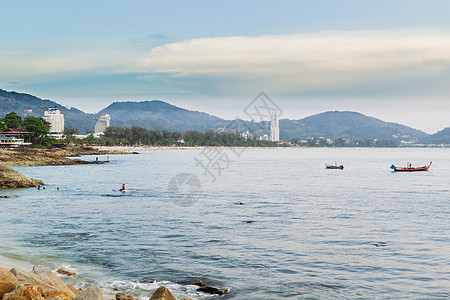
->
<box><xmin>1</xmin><ymin>148</ymin><xmax>449</xmax><ymax>299</ymax></box>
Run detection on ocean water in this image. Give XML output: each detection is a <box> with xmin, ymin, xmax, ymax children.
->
<box><xmin>0</xmin><ymin>148</ymin><xmax>449</xmax><ymax>299</ymax></box>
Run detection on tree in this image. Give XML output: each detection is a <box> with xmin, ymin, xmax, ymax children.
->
<box><xmin>4</xmin><ymin>112</ymin><xmax>23</xmax><ymax>129</ymax></box>
<box><xmin>23</xmin><ymin>116</ymin><xmax>51</xmax><ymax>145</ymax></box>
<box><xmin>64</xmin><ymin>125</ymin><xmax>80</xmax><ymax>136</ymax></box>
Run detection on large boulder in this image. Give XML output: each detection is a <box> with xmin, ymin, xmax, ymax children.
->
<box><xmin>0</xmin><ymin>164</ymin><xmax>44</xmax><ymax>188</ymax></box>
<box><xmin>74</xmin><ymin>285</ymin><xmax>103</xmax><ymax>300</ymax></box>
<box><xmin>3</xmin><ymin>283</ymin><xmax>43</xmax><ymax>300</ymax></box>
<box><xmin>0</xmin><ymin>267</ymin><xmax>19</xmax><ymax>298</ymax></box>
<box><xmin>32</xmin><ymin>266</ymin><xmax>76</xmax><ymax>298</ymax></box>
<box><xmin>9</xmin><ymin>267</ymin><xmax>75</xmax><ymax>298</ymax></box>
<box><xmin>149</xmin><ymin>286</ymin><xmax>176</xmax><ymax>300</ymax></box>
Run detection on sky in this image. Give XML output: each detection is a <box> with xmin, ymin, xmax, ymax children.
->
<box><xmin>1</xmin><ymin>0</ymin><xmax>450</xmax><ymax>134</ymax></box>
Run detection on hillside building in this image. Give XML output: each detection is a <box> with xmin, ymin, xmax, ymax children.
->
<box><xmin>270</xmin><ymin>112</ymin><xmax>279</xmax><ymax>142</ymax></box>
<box><xmin>43</xmin><ymin>107</ymin><xmax>64</xmax><ymax>139</ymax></box>
<box><xmin>95</xmin><ymin>114</ymin><xmax>111</xmax><ymax>134</ymax></box>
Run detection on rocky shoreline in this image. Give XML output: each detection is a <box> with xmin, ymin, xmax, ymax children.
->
<box><xmin>0</xmin><ymin>145</ymin><xmax>137</xmax><ymax>167</ymax></box>
<box><xmin>0</xmin><ymin>264</ymin><xmax>227</xmax><ymax>300</ymax></box>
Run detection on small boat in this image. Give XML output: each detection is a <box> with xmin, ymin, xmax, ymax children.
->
<box><xmin>325</xmin><ymin>162</ymin><xmax>344</xmax><ymax>170</ymax></box>
<box><xmin>390</xmin><ymin>161</ymin><xmax>432</xmax><ymax>172</ymax></box>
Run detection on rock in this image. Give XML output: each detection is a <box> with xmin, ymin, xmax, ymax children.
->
<box><xmin>66</xmin><ymin>285</ymin><xmax>83</xmax><ymax>296</ymax></box>
<box><xmin>74</xmin><ymin>285</ymin><xmax>103</xmax><ymax>300</ymax></box>
<box><xmin>149</xmin><ymin>286</ymin><xmax>176</xmax><ymax>300</ymax></box>
<box><xmin>36</xmin><ymin>286</ymin><xmax>71</xmax><ymax>300</ymax></box>
<box><xmin>197</xmin><ymin>285</ymin><xmax>229</xmax><ymax>295</ymax></box>
<box><xmin>32</xmin><ymin>266</ymin><xmax>76</xmax><ymax>298</ymax></box>
<box><xmin>3</xmin><ymin>283</ymin><xmax>43</xmax><ymax>300</ymax></box>
<box><xmin>115</xmin><ymin>292</ymin><xmax>135</xmax><ymax>300</ymax></box>
<box><xmin>56</xmin><ymin>268</ymin><xmax>76</xmax><ymax>277</ymax></box>
<box><xmin>0</xmin><ymin>267</ymin><xmax>19</xmax><ymax>298</ymax></box>
<box><xmin>0</xmin><ymin>195</ymin><xmax>10</xmax><ymax>198</ymax></box>
<box><xmin>0</xmin><ymin>164</ymin><xmax>44</xmax><ymax>188</ymax></box>
<box><xmin>192</xmin><ymin>280</ymin><xmax>205</xmax><ymax>287</ymax></box>
<box><xmin>177</xmin><ymin>298</ymin><xmax>194</xmax><ymax>300</ymax></box>
<box><xmin>9</xmin><ymin>268</ymin><xmax>56</xmax><ymax>292</ymax></box>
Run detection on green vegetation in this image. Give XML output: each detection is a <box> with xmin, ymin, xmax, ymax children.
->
<box><xmin>65</xmin><ymin>126</ymin><xmax>280</xmax><ymax>147</ymax></box>
<box><xmin>290</xmin><ymin>137</ymin><xmax>399</xmax><ymax>147</ymax></box>
<box><xmin>1</xmin><ymin>112</ymin><xmax>54</xmax><ymax>146</ymax></box>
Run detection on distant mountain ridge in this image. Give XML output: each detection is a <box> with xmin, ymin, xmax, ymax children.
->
<box><xmin>0</xmin><ymin>88</ymin><xmax>439</xmax><ymax>142</ymax></box>
<box><xmin>420</xmin><ymin>127</ymin><xmax>450</xmax><ymax>144</ymax></box>
<box><xmin>280</xmin><ymin>111</ymin><xmax>429</xmax><ymax>141</ymax></box>
<box><xmin>97</xmin><ymin>100</ymin><xmax>227</xmax><ymax>132</ymax></box>
<box><xmin>0</xmin><ymin>89</ymin><xmax>96</xmax><ymax>133</ymax></box>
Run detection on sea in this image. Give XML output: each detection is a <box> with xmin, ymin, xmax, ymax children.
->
<box><xmin>0</xmin><ymin>148</ymin><xmax>449</xmax><ymax>299</ymax></box>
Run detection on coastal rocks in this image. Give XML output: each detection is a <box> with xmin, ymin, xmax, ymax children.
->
<box><xmin>0</xmin><ymin>164</ymin><xmax>44</xmax><ymax>189</ymax></box>
<box><xmin>193</xmin><ymin>280</ymin><xmax>229</xmax><ymax>295</ymax></box>
<box><xmin>32</xmin><ymin>266</ymin><xmax>75</xmax><ymax>297</ymax></box>
<box><xmin>3</xmin><ymin>283</ymin><xmax>43</xmax><ymax>300</ymax></box>
<box><xmin>115</xmin><ymin>292</ymin><xmax>134</xmax><ymax>300</ymax></box>
<box><xmin>56</xmin><ymin>268</ymin><xmax>76</xmax><ymax>277</ymax></box>
<box><xmin>0</xmin><ymin>267</ymin><xmax>19</xmax><ymax>298</ymax></box>
<box><xmin>74</xmin><ymin>285</ymin><xmax>103</xmax><ymax>300</ymax></box>
<box><xmin>149</xmin><ymin>286</ymin><xmax>176</xmax><ymax>300</ymax></box>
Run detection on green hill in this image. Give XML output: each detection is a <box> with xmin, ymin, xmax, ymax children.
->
<box><xmin>420</xmin><ymin>127</ymin><xmax>450</xmax><ymax>144</ymax></box>
<box><xmin>0</xmin><ymin>89</ymin><xmax>96</xmax><ymax>133</ymax></box>
<box><xmin>97</xmin><ymin>100</ymin><xmax>228</xmax><ymax>132</ymax></box>
<box><xmin>280</xmin><ymin>111</ymin><xmax>429</xmax><ymax>142</ymax></box>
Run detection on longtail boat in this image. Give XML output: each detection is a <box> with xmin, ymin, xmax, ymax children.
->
<box><xmin>325</xmin><ymin>162</ymin><xmax>344</xmax><ymax>170</ymax></box>
<box><xmin>390</xmin><ymin>161</ymin><xmax>432</xmax><ymax>172</ymax></box>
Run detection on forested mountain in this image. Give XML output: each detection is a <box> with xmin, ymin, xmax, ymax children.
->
<box><xmin>280</xmin><ymin>111</ymin><xmax>428</xmax><ymax>142</ymax></box>
<box><xmin>97</xmin><ymin>100</ymin><xmax>228</xmax><ymax>132</ymax></box>
<box><xmin>0</xmin><ymin>89</ymin><xmax>96</xmax><ymax>133</ymax></box>
<box><xmin>0</xmin><ymin>89</ymin><xmax>436</xmax><ymax>142</ymax></box>
<box><xmin>420</xmin><ymin>127</ymin><xmax>450</xmax><ymax>144</ymax></box>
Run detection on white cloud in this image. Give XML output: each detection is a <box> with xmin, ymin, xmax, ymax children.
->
<box><xmin>139</xmin><ymin>28</ymin><xmax>450</xmax><ymax>94</ymax></box>
<box><xmin>3</xmin><ymin>28</ymin><xmax>450</xmax><ymax>97</ymax></box>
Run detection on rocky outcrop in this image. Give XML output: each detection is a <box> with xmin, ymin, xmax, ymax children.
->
<box><xmin>0</xmin><ymin>165</ymin><xmax>44</xmax><ymax>188</ymax></box>
<box><xmin>74</xmin><ymin>285</ymin><xmax>103</xmax><ymax>300</ymax></box>
<box><xmin>0</xmin><ymin>267</ymin><xmax>19</xmax><ymax>298</ymax></box>
<box><xmin>56</xmin><ymin>268</ymin><xmax>76</xmax><ymax>277</ymax></box>
<box><xmin>149</xmin><ymin>286</ymin><xmax>176</xmax><ymax>300</ymax></box>
<box><xmin>193</xmin><ymin>280</ymin><xmax>229</xmax><ymax>295</ymax></box>
<box><xmin>1</xmin><ymin>265</ymin><xmax>103</xmax><ymax>300</ymax></box>
<box><xmin>3</xmin><ymin>283</ymin><xmax>43</xmax><ymax>300</ymax></box>
<box><xmin>115</xmin><ymin>292</ymin><xmax>135</xmax><ymax>300</ymax></box>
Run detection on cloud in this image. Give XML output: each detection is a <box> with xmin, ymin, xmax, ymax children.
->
<box><xmin>3</xmin><ymin>28</ymin><xmax>450</xmax><ymax>98</ymax></box>
<box><xmin>138</xmin><ymin>28</ymin><xmax>450</xmax><ymax>95</ymax></box>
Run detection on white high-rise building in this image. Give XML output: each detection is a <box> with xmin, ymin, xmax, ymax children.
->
<box><xmin>270</xmin><ymin>112</ymin><xmax>279</xmax><ymax>142</ymax></box>
<box><xmin>95</xmin><ymin>114</ymin><xmax>111</xmax><ymax>134</ymax></box>
<box><xmin>44</xmin><ymin>107</ymin><xmax>64</xmax><ymax>137</ymax></box>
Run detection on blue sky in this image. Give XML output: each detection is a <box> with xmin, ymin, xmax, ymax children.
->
<box><xmin>1</xmin><ymin>0</ymin><xmax>450</xmax><ymax>133</ymax></box>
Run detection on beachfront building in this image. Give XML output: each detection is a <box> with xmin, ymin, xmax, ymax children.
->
<box><xmin>44</xmin><ymin>107</ymin><xmax>64</xmax><ymax>139</ymax></box>
<box><xmin>0</xmin><ymin>129</ymin><xmax>31</xmax><ymax>148</ymax></box>
<box><xmin>95</xmin><ymin>114</ymin><xmax>111</xmax><ymax>134</ymax></box>
<box><xmin>270</xmin><ymin>112</ymin><xmax>279</xmax><ymax>142</ymax></box>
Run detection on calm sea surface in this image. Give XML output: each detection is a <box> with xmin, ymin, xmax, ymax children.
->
<box><xmin>1</xmin><ymin>148</ymin><xmax>449</xmax><ymax>299</ymax></box>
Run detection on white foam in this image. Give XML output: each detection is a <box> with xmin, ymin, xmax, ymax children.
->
<box><xmin>0</xmin><ymin>253</ymin><xmax>34</xmax><ymax>270</ymax></box>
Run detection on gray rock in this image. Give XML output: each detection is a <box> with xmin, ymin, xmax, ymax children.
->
<box><xmin>74</xmin><ymin>285</ymin><xmax>103</xmax><ymax>300</ymax></box>
<box><xmin>32</xmin><ymin>265</ymin><xmax>75</xmax><ymax>297</ymax></box>
<box><xmin>0</xmin><ymin>164</ymin><xmax>44</xmax><ymax>188</ymax></box>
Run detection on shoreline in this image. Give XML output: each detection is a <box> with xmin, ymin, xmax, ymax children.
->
<box><xmin>0</xmin><ymin>252</ymin><xmax>226</xmax><ymax>299</ymax></box>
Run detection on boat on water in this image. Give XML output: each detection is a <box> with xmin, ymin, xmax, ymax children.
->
<box><xmin>325</xmin><ymin>162</ymin><xmax>344</xmax><ymax>170</ymax></box>
<box><xmin>390</xmin><ymin>161</ymin><xmax>432</xmax><ymax>172</ymax></box>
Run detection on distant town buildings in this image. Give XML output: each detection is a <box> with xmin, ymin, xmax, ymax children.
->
<box><xmin>43</xmin><ymin>107</ymin><xmax>64</xmax><ymax>139</ymax></box>
<box><xmin>95</xmin><ymin>114</ymin><xmax>111</xmax><ymax>134</ymax></box>
<box><xmin>270</xmin><ymin>112</ymin><xmax>279</xmax><ymax>142</ymax></box>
